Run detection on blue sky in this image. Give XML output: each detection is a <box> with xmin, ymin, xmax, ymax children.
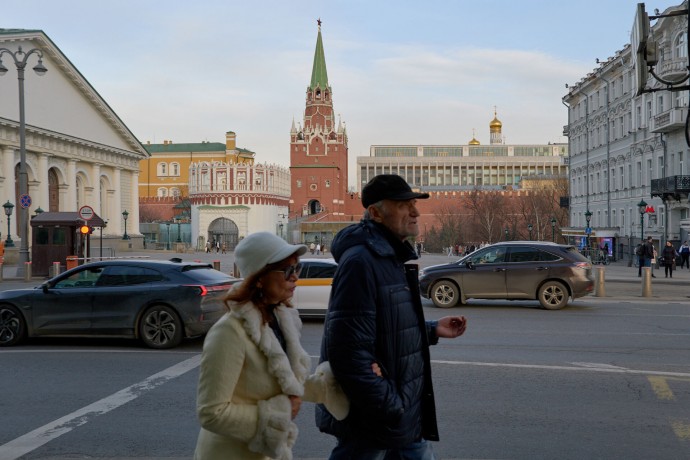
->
<box><xmin>2</xmin><ymin>0</ymin><xmax>681</xmax><ymax>186</ymax></box>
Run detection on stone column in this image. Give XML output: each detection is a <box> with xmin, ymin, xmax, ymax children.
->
<box><xmin>37</xmin><ymin>153</ymin><xmax>49</xmax><ymax>210</ymax></box>
<box><xmin>67</xmin><ymin>159</ymin><xmax>77</xmax><ymax>207</ymax></box>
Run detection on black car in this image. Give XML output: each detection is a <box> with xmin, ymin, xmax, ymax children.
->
<box><xmin>0</xmin><ymin>259</ymin><xmax>239</xmax><ymax>349</ymax></box>
<box><xmin>419</xmin><ymin>242</ymin><xmax>594</xmax><ymax>310</ymax></box>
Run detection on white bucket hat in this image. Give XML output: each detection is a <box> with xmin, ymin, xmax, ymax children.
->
<box><xmin>234</xmin><ymin>232</ymin><xmax>307</xmax><ymax>279</ymax></box>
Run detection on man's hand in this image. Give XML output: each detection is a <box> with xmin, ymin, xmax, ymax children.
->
<box><xmin>436</xmin><ymin>316</ymin><xmax>467</xmax><ymax>338</ymax></box>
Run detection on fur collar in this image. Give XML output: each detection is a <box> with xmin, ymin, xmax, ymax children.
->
<box><xmin>230</xmin><ymin>301</ymin><xmax>311</xmax><ymax>396</ymax></box>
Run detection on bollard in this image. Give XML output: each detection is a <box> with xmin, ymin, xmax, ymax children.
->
<box><xmin>51</xmin><ymin>261</ymin><xmax>61</xmax><ymax>278</ymax></box>
<box><xmin>594</xmin><ymin>266</ymin><xmax>606</xmax><ymax>297</ymax></box>
<box><xmin>213</xmin><ymin>260</ymin><xmax>221</xmax><ymax>271</ymax></box>
<box><xmin>66</xmin><ymin>255</ymin><xmax>78</xmax><ymax>270</ymax></box>
<box><xmin>641</xmin><ymin>267</ymin><xmax>652</xmax><ymax>297</ymax></box>
<box><xmin>24</xmin><ymin>262</ymin><xmax>32</xmax><ymax>282</ymax></box>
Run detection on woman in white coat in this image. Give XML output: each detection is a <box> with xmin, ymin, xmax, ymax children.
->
<box><xmin>194</xmin><ymin>232</ymin><xmax>310</xmax><ymax>460</ymax></box>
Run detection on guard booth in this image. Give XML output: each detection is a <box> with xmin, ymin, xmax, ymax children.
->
<box><xmin>30</xmin><ymin>211</ymin><xmax>106</xmax><ymax>277</ymax></box>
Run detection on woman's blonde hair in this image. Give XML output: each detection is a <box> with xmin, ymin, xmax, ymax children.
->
<box><xmin>224</xmin><ymin>260</ymin><xmax>294</xmax><ymax>323</ymax></box>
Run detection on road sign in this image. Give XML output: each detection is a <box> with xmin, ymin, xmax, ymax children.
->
<box><xmin>78</xmin><ymin>205</ymin><xmax>94</xmax><ymax>221</ymax></box>
<box><xmin>585</xmin><ymin>227</ymin><xmax>592</xmax><ymax>235</ymax></box>
<box><xmin>19</xmin><ymin>194</ymin><xmax>31</xmax><ymax>209</ymax></box>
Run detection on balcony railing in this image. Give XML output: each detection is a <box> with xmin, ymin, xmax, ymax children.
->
<box><xmin>651</xmin><ymin>175</ymin><xmax>690</xmax><ymax>201</ymax></box>
<box><xmin>651</xmin><ymin>107</ymin><xmax>687</xmax><ymax>133</ymax></box>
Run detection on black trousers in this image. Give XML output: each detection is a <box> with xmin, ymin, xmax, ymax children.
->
<box><xmin>681</xmin><ymin>253</ymin><xmax>689</xmax><ymax>269</ymax></box>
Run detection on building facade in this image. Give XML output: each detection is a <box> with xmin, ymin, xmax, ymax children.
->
<box><xmin>0</xmin><ymin>29</ymin><xmax>147</xmax><ymax>258</ymax></box>
<box><xmin>563</xmin><ymin>1</ymin><xmax>689</xmax><ymax>258</ymax></box>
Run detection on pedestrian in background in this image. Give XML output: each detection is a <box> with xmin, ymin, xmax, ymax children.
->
<box><xmin>661</xmin><ymin>241</ymin><xmax>678</xmax><ymax>278</ymax></box>
<box><xmin>316</xmin><ymin>174</ymin><xmax>467</xmax><ymax>459</ymax></box>
<box><xmin>680</xmin><ymin>241</ymin><xmax>690</xmax><ymax>269</ymax></box>
<box><xmin>643</xmin><ymin>236</ymin><xmax>656</xmax><ymax>278</ymax></box>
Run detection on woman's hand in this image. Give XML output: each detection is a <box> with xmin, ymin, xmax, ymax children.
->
<box><xmin>288</xmin><ymin>395</ymin><xmax>302</xmax><ymax>419</ymax></box>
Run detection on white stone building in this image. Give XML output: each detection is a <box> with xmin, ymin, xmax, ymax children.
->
<box><xmin>563</xmin><ymin>1</ymin><xmax>689</xmax><ymax>259</ymax></box>
<box><xmin>0</xmin><ymin>29</ymin><xmax>147</xmax><ymax>253</ymax></box>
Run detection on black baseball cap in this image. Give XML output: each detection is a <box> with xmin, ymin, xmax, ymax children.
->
<box><xmin>361</xmin><ymin>174</ymin><xmax>430</xmax><ymax>208</ymax></box>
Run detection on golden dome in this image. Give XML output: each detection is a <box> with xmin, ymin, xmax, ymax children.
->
<box><xmin>469</xmin><ymin>137</ymin><xmax>480</xmax><ymax>145</ymax></box>
<box><xmin>490</xmin><ymin>108</ymin><xmax>502</xmax><ymax>131</ymax></box>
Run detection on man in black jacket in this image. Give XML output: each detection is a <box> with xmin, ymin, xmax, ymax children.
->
<box><xmin>316</xmin><ymin>174</ymin><xmax>467</xmax><ymax>459</ymax></box>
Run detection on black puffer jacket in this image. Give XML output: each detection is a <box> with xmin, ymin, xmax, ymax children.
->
<box><xmin>315</xmin><ymin>219</ymin><xmax>440</xmax><ymax>448</ymax></box>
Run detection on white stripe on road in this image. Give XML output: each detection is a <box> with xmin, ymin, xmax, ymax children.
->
<box><xmin>434</xmin><ymin>360</ymin><xmax>690</xmax><ymax>378</ymax></box>
<box><xmin>0</xmin><ymin>354</ymin><xmax>201</xmax><ymax>460</ymax></box>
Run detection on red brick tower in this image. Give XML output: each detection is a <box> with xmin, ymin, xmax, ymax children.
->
<box><xmin>289</xmin><ymin>20</ymin><xmax>349</xmax><ymax>219</ymax></box>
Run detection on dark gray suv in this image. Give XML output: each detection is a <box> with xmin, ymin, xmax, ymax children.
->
<box><xmin>418</xmin><ymin>242</ymin><xmax>594</xmax><ymax>310</ymax></box>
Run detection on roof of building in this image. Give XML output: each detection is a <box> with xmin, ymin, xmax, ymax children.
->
<box><xmin>310</xmin><ymin>23</ymin><xmax>329</xmax><ymax>91</ymax></box>
<box><xmin>144</xmin><ymin>142</ymin><xmax>255</xmax><ymax>154</ymax></box>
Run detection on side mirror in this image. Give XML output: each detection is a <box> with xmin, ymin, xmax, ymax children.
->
<box><xmin>41</xmin><ymin>282</ymin><xmax>50</xmax><ymax>293</ymax></box>
<box><xmin>465</xmin><ymin>260</ymin><xmax>474</xmax><ymax>270</ymax></box>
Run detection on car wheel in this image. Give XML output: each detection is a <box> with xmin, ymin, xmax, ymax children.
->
<box><xmin>0</xmin><ymin>304</ymin><xmax>25</xmax><ymax>347</ymax></box>
<box><xmin>139</xmin><ymin>305</ymin><xmax>183</xmax><ymax>349</ymax></box>
<box><xmin>430</xmin><ymin>280</ymin><xmax>459</xmax><ymax>308</ymax></box>
<box><xmin>538</xmin><ymin>281</ymin><xmax>569</xmax><ymax>310</ymax></box>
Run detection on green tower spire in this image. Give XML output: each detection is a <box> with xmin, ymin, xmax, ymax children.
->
<box><xmin>309</xmin><ymin>19</ymin><xmax>329</xmax><ymax>90</ymax></box>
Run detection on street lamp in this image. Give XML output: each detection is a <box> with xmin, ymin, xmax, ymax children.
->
<box><xmin>175</xmin><ymin>217</ymin><xmax>182</xmax><ymax>243</ymax></box>
<box><xmin>3</xmin><ymin>201</ymin><xmax>14</xmax><ymax>247</ymax></box>
<box><xmin>0</xmin><ymin>46</ymin><xmax>48</xmax><ymax>275</ymax></box>
<box><xmin>279</xmin><ymin>223</ymin><xmax>284</xmax><ymax>239</ymax></box>
<box><xmin>527</xmin><ymin>223</ymin><xmax>533</xmax><ymax>240</ymax></box>
<box><xmin>550</xmin><ymin>217</ymin><xmax>557</xmax><ymax>242</ymax></box>
<box><xmin>121</xmin><ymin>210</ymin><xmax>130</xmax><ymax>240</ymax></box>
<box><xmin>637</xmin><ymin>199</ymin><xmax>648</xmax><ymax>244</ymax></box>
<box><xmin>33</xmin><ymin>206</ymin><xmax>44</xmax><ymax>217</ymax></box>
<box><xmin>584</xmin><ymin>210</ymin><xmax>592</xmax><ymax>248</ymax></box>
<box><xmin>504</xmin><ymin>227</ymin><xmax>509</xmax><ymax>241</ymax></box>
<box><xmin>166</xmin><ymin>222</ymin><xmax>171</xmax><ymax>250</ymax></box>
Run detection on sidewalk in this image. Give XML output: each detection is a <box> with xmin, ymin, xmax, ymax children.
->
<box><xmin>1</xmin><ymin>250</ymin><xmax>688</xmax><ymax>301</ymax></box>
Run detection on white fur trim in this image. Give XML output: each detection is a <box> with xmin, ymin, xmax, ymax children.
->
<box><xmin>303</xmin><ymin>361</ymin><xmax>350</xmax><ymax>421</ymax></box>
<box><xmin>230</xmin><ymin>302</ymin><xmax>311</xmax><ymax>396</ymax></box>
<box><xmin>248</xmin><ymin>394</ymin><xmax>296</xmax><ymax>460</ymax></box>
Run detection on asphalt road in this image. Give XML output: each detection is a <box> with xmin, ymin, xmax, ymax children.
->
<box><xmin>2</xmin><ymin>293</ymin><xmax>690</xmax><ymax>459</ymax></box>
<box><xmin>1</xmin><ymin>250</ymin><xmax>689</xmax><ymax>459</ymax></box>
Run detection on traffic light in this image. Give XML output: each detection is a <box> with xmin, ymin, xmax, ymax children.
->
<box><xmin>79</xmin><ymin>225</ymin><xmax>93</xmax><ymax>235</ymax></box>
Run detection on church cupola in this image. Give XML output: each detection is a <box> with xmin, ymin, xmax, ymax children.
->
<box><xmin>489</xmin><ymin>107</ymin><xmax>503</xmax><ymax>145</ymax></box>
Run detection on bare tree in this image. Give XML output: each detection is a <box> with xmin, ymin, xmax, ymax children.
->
<box><xmin>465</xmin><ymin>189</ymin><xmax>509</xmax><ymax>243</ymax></box>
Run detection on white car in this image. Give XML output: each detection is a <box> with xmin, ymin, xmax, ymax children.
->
<box><xmin>293</xmin><ymin>258</ymin><xmax>337</xmax><ymax>318</ymax></box>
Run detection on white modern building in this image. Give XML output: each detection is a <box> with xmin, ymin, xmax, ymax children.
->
<box><xmin>358</xmin><ymin>112</ymin><xmax>568</xmax><ymax>192</ymax></box>
<box><xmin>562</xmin><ymin>1</ymin><xmax>689</xmax><ymax>259</ymax></box>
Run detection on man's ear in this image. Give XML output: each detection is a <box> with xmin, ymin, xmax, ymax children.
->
<box><xmin>367</xmin><ymin>204</ymin><xmax>383</xmax><ymax>222</ymax></box>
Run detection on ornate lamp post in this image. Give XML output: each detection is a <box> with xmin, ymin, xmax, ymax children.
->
<box><xmin>279</xmin><ymin>223</ymin><xmax>284</xmax><ymax>239</ymax></box>
<box><xmin>121</xmin><ymin>210</ymin><xmax>130</xmax><ymax>240</ymax></box>
<box><xmin>527</xmin><ymin>223</ymin><xmax>533</xmax><ymax>241</ymax></box>
<box><xmin>0</xmin><ymin>46</ymin><xmax>48</xmax><ymax>275</ymax></box>
<box><xmin>175</xmin><ymin>217</ymin><xmax>182</xmax><ymax>243</ymax></box>
<box><xmin>550</xmin><ymin>217</ymin><xmax>557</xmax><ymax>242</ymax></box>
<box><xmin>166</xmin><ymin>222</ymin><xmax>171</xmax><ymax>250</ymax></box>
<box><xmin>637</xmin><ymin>199</ymin><xmax>648</xmax><ymax>244</ymax></box>
<box><xmin>584</xmin><ymin>210</ymin><xmax>592</xmax><ymax>249</ymax></box>
<box><xmin>3</xmin><ymin>201</ymin><xmax>14</xmax><ymax>247</ymax></box>
<box><xmin>33</xmin><ymin>206</ymin><xmax>44</xmax><ymax>217</ymax></box>
<box><xmin>504</xmin><ymin>227</ymin><xmax>509</xmax><ymax>241</ymax></box>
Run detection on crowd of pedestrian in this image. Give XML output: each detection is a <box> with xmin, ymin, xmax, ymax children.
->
<box><xmin>446</xmin><ymin>242</ymin><xmax>490</xmax><ymax>257</ymax></box>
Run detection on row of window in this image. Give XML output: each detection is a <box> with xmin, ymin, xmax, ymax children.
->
<box><xmin>572</xmin><ymin>153</ymin><xmax>685</xmax><ymax>196</ymax></box>
<box><xmin>157</xmin><ymin>187</ymin><xmax>181</xmax><ymax>197</ymax></box>
<box><xmin>156</xmin><ymin>162</ymin><xmax>181</xmax><ymax>177</ymax></box>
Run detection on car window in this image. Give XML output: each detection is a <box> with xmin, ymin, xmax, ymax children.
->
<box><xmin>182</xmin><ymin>266</ymin><xmax>234</xmax><ymax>283</ymax></box>
<box><xmin>469</xmin><ymin>247</ymin><xmax>506</xmax><ymax>264</ymax></box>
<box><xmin>54</xmin><ymin>267</ymin><xmax>104</xmax><ymax>288</ymax></box>
<box><xmin>96</xmin><ymin>265</ymin><xmax>164</xmax><ymax>286</ymax></box>
<box><xmin>302</xmin><ymin>262</ymin><xmax>337</xmax><ymax>279</ymax></box>
<box><xmin>507</xmin><ymin>246</ymin><xmax>542</xmax><ymax>263</ymax></box>
<box><xmin>539</xmin><ymin>250</ymin><xmax>561</xmax><ymax>261</ymax></box>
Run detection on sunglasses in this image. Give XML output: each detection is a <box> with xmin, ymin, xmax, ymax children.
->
<box><xmin>271</xmin><ymin>262</ymin><xmax>303</xmax><ymax>280</ymax></box>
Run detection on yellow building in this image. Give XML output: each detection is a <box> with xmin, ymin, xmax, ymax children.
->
<box><xmin>139</xmin><ymin>131</ymin><xmax>255</xmax><ymax>199</ymax></box>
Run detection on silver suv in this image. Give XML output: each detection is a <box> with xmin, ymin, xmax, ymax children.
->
<box><xmin>418</xmin><ymin>242</ymin><xmax>594</xmax><ymax>310</ymax></box>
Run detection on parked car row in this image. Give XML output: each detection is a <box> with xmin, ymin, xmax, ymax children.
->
<box><xmin>0</xmin><ymin>242</ymin><xmax>593</xmax><ymax>349</ymax></box>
